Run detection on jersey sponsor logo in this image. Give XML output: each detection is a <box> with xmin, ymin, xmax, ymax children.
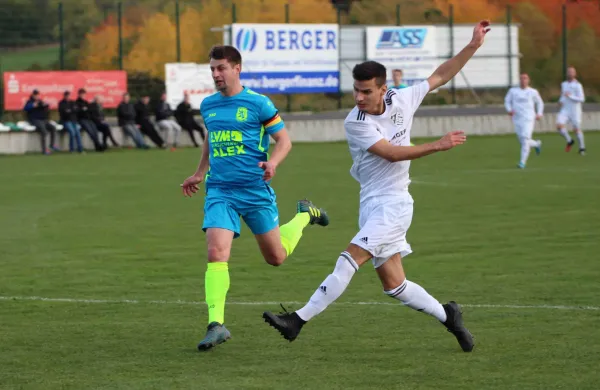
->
<box><xmin>391</xmin><ymin>129</ymin><xmax>406</xmax><ymax>142</ymax></box>
<box><xmin>236</xmin><ymin>107</ymin><xmax>248</xmax><ymax>122</ymax></box>
<box><xmin>391</xmin><ymin>112</ymin><xmax>403</xmax><ymax>126</ymax></box>
<box><xmin>208</xmin><ymin>112</ymin><xmax>217</xmax><ymax>117</ymax></box>
<box><xmin>210</xmin><ymin>130</ymin><xmax>246</xmax><ymax>157</ymax></box>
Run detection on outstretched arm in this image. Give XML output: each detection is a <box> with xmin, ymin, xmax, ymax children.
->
<box><xmin>505</xmin><ymin>89</ymin><xmax>514</xmax><ymax>115</ymax></box>
<box><xmin>367</xmin><ymin>131</ymin><xmax>467</xmax><ymax>163</ymax></box>
<box><xmin>427</xmin><ymin>20</ymin><xmax>490</xmax><ymax>91</ymax></box>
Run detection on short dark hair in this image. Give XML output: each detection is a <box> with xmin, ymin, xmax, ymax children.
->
<box><xmin>352</xmin><ymin>61</ymin><xmax>387</xmax><ymax>87</ymax></box>
<box><xmin>209</xmin><ymin>45</ymin><xmax>242</xmax><ymax>66</ymax></box>
<box><xmin>392</xmin><ymin>69</ymin><xmax>403</xmax><ymax>74</ymax></box>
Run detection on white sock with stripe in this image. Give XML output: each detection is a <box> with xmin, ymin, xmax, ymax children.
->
<box><xmin>296</xmin><ymin>252</ymin><xmax>358</xmax><ymax>322</ymax></box>
<box><xmin>384</xmin><ymin>279</ymin><xmax>447</xmax><ymax>322</ymax></box>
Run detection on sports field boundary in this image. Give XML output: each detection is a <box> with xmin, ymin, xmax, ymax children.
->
<box><xmin>1</xmin><ymin>295</ymin><xmax>598</xmax><ymax>312</ymax></box>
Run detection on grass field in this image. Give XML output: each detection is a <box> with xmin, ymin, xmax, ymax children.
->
<box><xmin>0</xmin><ymin>45</ymin><xmax>59</xmax><ymax>71</ymax></box>
<box><xmin>1</xmin><ymin>133</ymin><xmax>599</xmax><ymax>389</ymax></box>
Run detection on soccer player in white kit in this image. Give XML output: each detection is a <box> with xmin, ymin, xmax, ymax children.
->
<box><xmin>557</xmin><ymin>66</ymin><xmax>586</xmax><ymax>155</ymax></box>
<box><xmin>262</xmin><ymin>20</ymin><xmax>491</xmax><ymax>353</ymax></box>
<box><xmin>504</xmin><ymin>73</ymin><xmax>544</xmax><ymax>169</ymax></box>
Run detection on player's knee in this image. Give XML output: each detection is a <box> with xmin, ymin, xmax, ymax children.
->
<box><xmin>207</xmin><ymin>244</ymin><xmax>231</xmax><ymax>262</ymax></box>
<box><xmin>263</xmin><ymin>250</ymin><xmax>286</xmax><ymax>266</ymax></box>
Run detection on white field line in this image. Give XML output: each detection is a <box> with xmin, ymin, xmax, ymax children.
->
<box><xmin>0</xmin><ymin>295</ymin><xmax>598</xmax><ymax>311</ymax></box>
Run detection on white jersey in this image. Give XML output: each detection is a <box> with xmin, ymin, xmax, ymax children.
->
<box><xmin>344</xmin><ymin>81</ymin><xmax>429</xmax><ymax>203</ymax></box>
<box><xmin>504</xmin><ymin>87</ymin><xmax>544</xmax><ymax>122</ymax></box>
<box><xmin>559</xmin><ymin>80</ymin><xmax>585</xmax><ymax>112</ymax></box>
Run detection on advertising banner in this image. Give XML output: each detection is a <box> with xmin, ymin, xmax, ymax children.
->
<box><xmin>165</xmin><ymin>63</ymin><xmax>216</xmax><ymax>109</ymax></box>
<box><xmin>231</xmin><ymin>23</ymin><xmax>340</xmax><ymax>94</ymax></box>
<box><xmin>366</xmin><ymin>26</ymin><xmax>438</xmax><ymax>87</ymax></box>
<box><xmin>3</xmin><ymin>71</ymin><xmax>127</xmax><ymax>110</ymax></box>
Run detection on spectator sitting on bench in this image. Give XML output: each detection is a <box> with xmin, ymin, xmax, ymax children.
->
<box><xmin>23</xmin><ymin>89</ymin><xmax>58</xmax><ymax>155</ymax></box>
<box><xmin>175</xmin><ymin>92</ymin><xmax>206</xmax><ymax>147</ymax></box>
<box><xmin>117</xmin><ymin>93</ymin><xmax>148</xmax><ymax>149</ymax></box>
<box><xmin>135</xmin><ymin>95</ymin><xmax>165</xmax><ymax>148</ymax></box>
<box><xmin>76</xmin><ymin>88</ymin><xmax>104</xmax><ymax>152</ymax></box>
<box><xmin>155</xmin><ymin>91</ymin><xmax>182</xmax><ymax>150</ymax></box>
<box><xmin>58</xmin><ymin>91</ymin><xmax>83</xmax><ymax>153</ymax></box>
<box><xmin>90</xmin><ymin>95</ymin><xmax>119</xmax><ymax>149</ymax></box>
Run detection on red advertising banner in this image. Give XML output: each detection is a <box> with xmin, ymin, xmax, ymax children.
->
<box><xmin>3</xmin><ymin>71</ymin><xmax>127</xmax><ymax>111</ymax></box>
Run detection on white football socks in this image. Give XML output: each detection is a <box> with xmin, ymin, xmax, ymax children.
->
<box><xmin>558</xmin><ymin>128</ymin><xmax>572</xmax><ymax>143</ymax></box>
<box><xmin>385</xmin><ymin>279</ymin><xmax>447</xmax><ymax>322</ymax></box>
<box><xmin>296</xmin><ymin>252</ymin><xmax>358</xmax><ymax>322</ymax></box>
<box><xmin>576</xmin><ymin>131</ymin><xmax>585</xmax><ymax>149</ymax></box>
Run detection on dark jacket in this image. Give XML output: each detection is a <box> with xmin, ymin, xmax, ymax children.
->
<box><xmin>175</xmin><ymin>101</ymin><xmax>196</xmax><ymax>127</ymax></box>
<box><xmin>155</xmin><ymin>100</ymin><xmax>173</xmax><ymax>121</ymax></box>
<box><xmin>89</xmin><ymin>102</ymin><xmax>105</xmax><ymax>124</ymax></box>
<box><xmin>23</xmin><ymin>97</ymin><xmax>47</xmax><ymax>121</ymax></box>
<box><xmin>135</xmin><ymin>100</ymin><xmax>151</xmax><ymax>124</ymax></box>
<box><xmin>117</xmin><ymin>102</ymin><xmax>136</xmax><ymax>126</ymax></box>
<box><xmin>75</xmin><ymin>97</ymin><xmax>91</xmax><ymax>120</ymax></box>
<box><xmin>58</xmin><ymin>99</ymin><xmax>78</xmax><ymax>122</ymax></box>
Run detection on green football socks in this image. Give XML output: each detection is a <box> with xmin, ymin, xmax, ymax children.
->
<box><xmin>205</xmin><ymin>262</ymin><xmax>230</xmax><ymax>325</ymax></box>
<box><xmin>279</xmin><ymin>212</ymin><xmax>311</xmax><ymax>256</ymax></box>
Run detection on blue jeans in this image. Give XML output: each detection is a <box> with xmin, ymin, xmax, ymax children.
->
<box><xmin>122</xmin><ymin>124</ymin><xmax>148</xmax><ymax>148</ymax></box>
<box><xmin>62</xmin><ymin>121</ymin><xmax>83</xmax><ymax>152</ymax></box>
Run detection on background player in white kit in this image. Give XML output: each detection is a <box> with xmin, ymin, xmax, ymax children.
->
<box><xmin>557</xmin><ymin>66</ymin><xmax>586</xmax><ymax>155</ymax></box>
<box><xmin>505</xmin><ymin>73</ymin><xmax>544</xmax><ymax>169</ymax></box>
<box><xmin>263</xmin><ymin>20</ymin><xmax>491</xmax><ymax>353</ymax></box>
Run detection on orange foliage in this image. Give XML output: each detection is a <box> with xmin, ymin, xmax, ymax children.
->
<box><xmin>79</xmin><ymin>19</ymin><xmax>136</xmax><ymax>71</ymax></box>
<box><xmin>496</xmin><ymin>0</ymin><xmax>600</xmax><ymax>34</ymax></box>
<box><xmin>432</xmin><ymin>0</ymin><xmax>502</xmax><ymax>23</ymax></box>
<box><xmin>235</xmin><ymin>0</ymin><xmax>336</xmax><ymax>23</ymax></box>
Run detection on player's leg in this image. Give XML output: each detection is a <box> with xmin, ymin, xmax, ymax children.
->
<box><xmin>556</xmin><ymin>112</ymin><xmax>574</xmax><ymax>152</ymax></box>
<box><xmin>376</xmin><ymin>255</ymin><xmax>474</xmax><ymax>352</ymax></box>
<box><xmin>572</xmin><ymin>113</ymin><xmax>585</xmax><ymax>155</ymax></box>
<box><xmin>246</xmin><ymin>197</ymin><xmax>329</xmax><ymax>265</ymax></box>
<box><xmin>197</xmin><ymin>195</ymin><xmax>241</xmax><ymax>351</ymax></box>
<box><xmin>517</xmin><ymin>121</ymin><xmax>539</xmax><ymax>168</ymax></box>
<box><xmin>262</xmin><ymin>243</ymin><xmax>370</xmax><ymax>341</ymax></box>
<box><xmin>262</xmin><ymin>199</ymin><xmax>384</xmax><ymax>341</ymax></box>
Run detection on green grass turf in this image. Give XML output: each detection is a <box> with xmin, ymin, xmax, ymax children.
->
<box><xmin>1</xmin><ymin>133</ymin><xmax>600</xmax><ymax>389</ymax></box>
<box><xmin>0</xmin><ymin>45</ymin><xmax>59</xmax><ymax>71</ymax></box>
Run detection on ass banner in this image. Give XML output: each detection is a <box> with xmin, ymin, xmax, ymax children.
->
<box><xmin>3</xmin><ymin>70</ymin><xmax>127</xmax><ymax>110</ymax></box>
<box><xmin>231</xmin><ymin>23</ymin><xmax>339</xmax><ymax>94</ymax></box>
<box><xmin>366</xmin><ymin>26</ymin><xmax>438</xmax><ymax>87</ymax></box>
<box><xmin>164</xmin><ymin>63</ymin><xmax>216</xmax><ymax>110</ymax></box>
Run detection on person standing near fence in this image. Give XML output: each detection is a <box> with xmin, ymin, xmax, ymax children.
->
<box><xmin>557</xmin><ymin>66</ymin><xmax>586</xmax><ymax>155</ymax></box>
<box><xmin>155</xmin><ymin>92</ymin><xmax>182</xmax><ymax>150</ymax></box>
<box><xmin>175</xmin><ymin>92</ymin><xmax>206</xmax><ymax>147</ymax></box>
<box><xmin>504</xmin><ymin>73</ymin><xmax>544</xmax><ymax>169</ymax></box>
<box><xmin>58</xmin><ymin>91</ymin><xmax>83</xmax><ymax>153</ymax></box>
<box><xmin>23</xmin><ymin>90</ymin><xmax>58</xmax><ymax>155</ymax></box>
<box><xmin>390</xmin><ymin>69</ymin><xmax>408</xmax><ymax>89</ymax></box>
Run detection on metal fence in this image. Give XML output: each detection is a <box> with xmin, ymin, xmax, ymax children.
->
<box><xmin>1</xmin><ymin>0</ymin><xmax>598</xmax><ymax>121</ymax></box>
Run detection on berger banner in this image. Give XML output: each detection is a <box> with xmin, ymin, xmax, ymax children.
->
<box><xmin>3</xmin><ymin>71</ymin><xmax>127</xmax><ymax>111</ymax></box>
<box><xmin>231</xmin><ymin>23</ymin><xmax>340</xmax><ymax>94</ymax></box>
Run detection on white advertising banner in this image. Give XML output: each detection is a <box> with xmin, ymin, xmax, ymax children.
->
<box><xmin>366</xmin><ymin>26</ymin><xmax>438</xmax><ymax>87</ymax></box>
<box><xmin>164</xmin><ymin>63</ymin><xmax>215</xmax><ymax>109</ymax></box>
<box><xmin>231</xmin><ymin>23</ymin><xmax>340</xmax><ymax>94</ymax></box>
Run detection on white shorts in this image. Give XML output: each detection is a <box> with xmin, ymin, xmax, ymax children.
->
<box><xmin>514</xmin><ymin>120</ymin><xmax>535</xmax><ymax>140</ymax></box>
<box><xmin>557</xmin><ymin>109</ymin><xmax>582</xmax><ymax>129</ymax></box>
<box><xmin>350</xmin><ymin>192</ymin><xmax>414</xmax><ymax>268</ymax></box>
